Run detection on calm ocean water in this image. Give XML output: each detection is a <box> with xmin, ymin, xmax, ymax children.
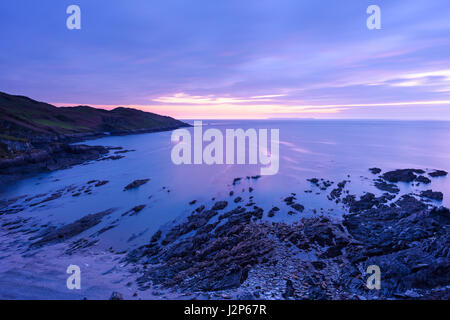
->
<box><xmin>2</xmin><ymin>120</ymin><xmax>450</xmax><ymax>250</ymax></box>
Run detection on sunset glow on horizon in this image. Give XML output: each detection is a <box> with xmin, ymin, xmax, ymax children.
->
<box><xmin>53</xmin><ymin>93</ymin><xmax>450</xmax><ymax>120</ymax></box>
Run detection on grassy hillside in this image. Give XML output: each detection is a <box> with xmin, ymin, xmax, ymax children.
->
<box><xmin>0</xmin><ymin>91</ymin><xmax>188</xmax><ymax>142</ymax></box>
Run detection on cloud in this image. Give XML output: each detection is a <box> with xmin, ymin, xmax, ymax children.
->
<box><xmin>1</xmin><ymin>0</ymin><xmax>450</xmax><ymax>119</ymax></box>
<box><xmin>152</xmin><ymin>93</ymin><xmax>281</xmax><ymax>105</ymax></box>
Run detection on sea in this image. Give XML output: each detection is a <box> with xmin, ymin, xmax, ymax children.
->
<box><xmin>2</xmin><ymin>120</ymin><xmax>450</xmax><ymax>251</ymax></box>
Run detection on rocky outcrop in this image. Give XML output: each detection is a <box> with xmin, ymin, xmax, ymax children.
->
<box><xmin>0</xmin><ymin>144</ymin><xmax>109</xmax><ymax>190</ymax></box>
<box><xmin>128</xmin><ymin>204</ymin><xmax>272</xmax><ymax>291</ymax></box>
<box><xmin>343</xmin><ymin>192</ymin><xmax>395</xmax><ymax>213</ymax></box>
<box><xmin>0</xmin><ymin>144</ymin><xmax>108</xmax><ymax>171</ymax></box>
<box><xmin>369</xmin><ymin>168</ymin><xmax>382</xmax><ymax>174</ymax></box>
<box><xmin>123</xmin><ymin>168</ymin><xmax>449</xmax><ymax>299</ymax></box>
<box><xmin>109</xmin><ymin>292</ymin><xmax>124</xmax><ymax>300</ymax></box>
<box><xmin>30</xmin><ymin>208</ymin><xmax>115</xmax><ymax>248</ymax></box>
<box><xmin>420</xmin><ymin>190</ymin><xmax>444</xmax><ymax>201</ymax></box>
<box><xmin>0</xmin><ymin>137</ymin><xmax>32</xmax><ymax>153</ymax></box>
<box><xmin>124</xmin><ymin>179</ymin><xmax>150</xmax><ymax>191</ymax></box>
<box><xmin>429</xmin><ymin>170</ymin><xmax>448</xmax><ymax>178</ymax></box>
<box><xmin>342</xmin><ymin>199</ymin><xmax>450</xmax><ymax>298</ymax></box>
<box><xmin>416</xmin><ymin>176</ymin><xmax>432</xmax><ymax>184</ymax></box>
<box><xmin>0</xmin><ymin>91</ymin><xmax>190</xmax><ymax>144</ymax></box>
<box><xmin>382</xmin><ymin>169</ymin><xmax>425</xmax><ymax>183</ymax></box>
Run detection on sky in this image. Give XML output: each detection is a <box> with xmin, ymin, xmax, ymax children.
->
<box><xmin>1</xmin><ymin>0</ymin><xmax>450</xmax><ymax>119</ymax></box>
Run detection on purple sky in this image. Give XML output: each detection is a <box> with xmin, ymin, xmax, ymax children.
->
<box><xmin>1</xmin><ymin>0</ymin><xmax>450</xmax><ymax>119</ymax></box>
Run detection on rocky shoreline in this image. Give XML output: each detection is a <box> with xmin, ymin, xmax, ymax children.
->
<box><xmin>124</xmin><ymin>168</ymin><xmax>449</xmax><ymax>300</ymax></box>
<box><xmin>0</xmin><ymin>167</ymin><xmax>448</xmax><ymax>300</ymax></box>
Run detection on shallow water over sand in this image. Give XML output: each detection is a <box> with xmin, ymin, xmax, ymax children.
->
<box><xmin>2</xmin><ymin>120</ymin><xmax>450</xmax><ymax>251</ymax></box>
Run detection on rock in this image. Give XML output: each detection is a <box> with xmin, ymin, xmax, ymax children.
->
<box><xmin>345</xmin><ymin>193</ymin><xmax>375</xmax><ymax>212</ymax></box>
<box><xmin>322</xmin><ymin>180</ymin><xmax>333</xmax><ymax>189</ymax></box>
<box><xmin>212</xmin><ymin>201</ymin><xmax>228</xmax><ymax>211</ymax></box>
<box><xmin>150</xmin><ymin>230</ymin><xmax>162</xmax><ymax>243</ymax></box>
<box><xmin>0</xmin><ymin>144</ymin><xmax>109</xmax><ymax>185</ymax></box>
<box><xmin>307</xmin><ymin>178</ymin><xmax>320</xmax><ymax>185</ymax></box>
<box><xmin>237</xmin><ymin>292</ymin><xmax>255</xmax><ymax>300</ymax></box>
<box><xmin>291</xmin><ymin>203</ymin><xmax>305</xmax><ymax>212</ymax></box>
<box><xmin>344</xmin><ymin>194</ymin><xmax>447</xmax><ymax>259</ymax></box>
<box><xmin>125</xmin><ymin>181</ymin><xmax>449</xmax><ymax>300</ymax></box>
<box><xmin>283</xmin><ymin>196</ymin><xmax>296</xmax><ymax>205</ymax></box>
<box><xmin>95</xmin><ymin>180</ymin><xmax>109</xmax><ymax>187</ymax></box>
<box><xmin>403</xmin><ymin>290</ymin><xmax>422</xmax><ymax>298</ymax></box>
<box><xmin>195</xmin><ymin>205</ymin><xmax>205</xmax><ymax>213</ymax></box>
<box><xmin>329</xmin><ymin>180</ymin><xmax>348</xmax><ymax>201</ymax></box>
<box><xmin>232</xmin><ymin>178</ymin><xmax>242</xmax><ymax>185</ymax></box>
<box><xmin>99</xmin><ymin>155</ymin><xmax>125</xmax><ymax>161</ymax></box>
<box><xmin>282</xmin><ymin>280</ymin><xmax>295</xmax><ymax>299</ymax></box>
<box><xmin>429</xmin><ymin>170</ymin><xmax>448</xmax><ymax>178</ymax></box>
<box><xmin>382</xmin><ymin>169</ymin><xmax>425</xmax><ymax>183</ymax></box>
<box><xmin>93</xmin><ymin>225</ymin><xmax>117</xmax><ymax>237</ymax></box>
<box><xmin>65</xmin><ymin>238</ymin><xmax>99</xmax><ymax>254</ymax></box>
<box><xmin>122</xmin><ymin>204</ymin><xmax>147</xmax><ymax>216</ymax></box>
<box><xmin>312</xmin><ymin>261</ymin><xmax>327</xmax><ymax>270</ymax></box>
<box><xmin>31</xmin><ymin>208</ymin><xmax>115</xmax><ymax>247</ymax></box>
<box><xmin>129</xmin><ymin>206</ymin><xmax>274</xmax><ymax>292</ymax></box>
<box><xmin>374</xmin><ymin>181</ymin><xmax>400</xmax><ymax>194</ymax></box>
<box><xmin>114</xmin><ymin>149</ymin><xmax>135</xmax><ymax>154</ymax></box>
<box><xmin>29</xmin><ymin>192</ymin><xmax>63</xmax><ymax>207</ymax></box>
<box><xmin>420</xmin><ymin>190</ymin><xmax>443</xmax><ymax>201</ymax></box>
<box><xmin>124</xmin><ymin>179</ymin><xmax>150</xmax><ymax>191</ymax></box>
<box><xmin>109</xmin><ymin>292</ymin><xmax>124</xmax><ymax>300</ymax></box>
<box><xmin>189</xmin><ymin>200</ymin><xmax>197</xmax><ymax>205</ymax></box>
<box><xmin>267</xmin><ymin>206</ymin><xmax>280</xmax><ymax>218</ymax></box>
<box><xmin>369</xmin><ymin>168</ymin><xmax>382</xmax><ymax>174</ymax></box>
<box><xmin>415</xmin><ymin>176</ymin><xmax>431</xmax><ymax>184</ymax></box>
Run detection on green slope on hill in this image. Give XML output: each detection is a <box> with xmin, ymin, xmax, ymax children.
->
<box><xmin>0</xmin><ymin>91</ymin><xmax>188</xmax><ymax>141</ymax></box>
